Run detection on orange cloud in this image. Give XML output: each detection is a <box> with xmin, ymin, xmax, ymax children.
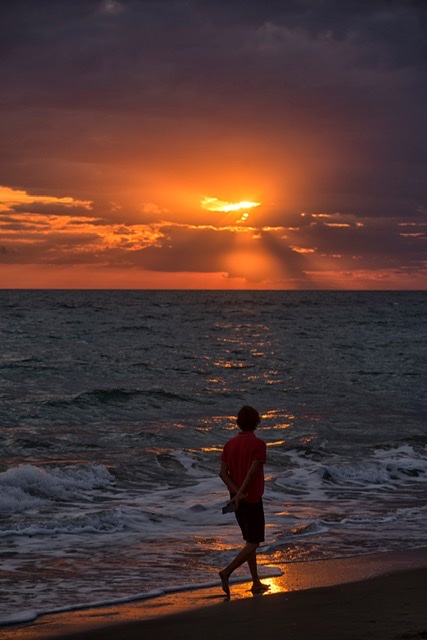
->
<box><xmin>0</xmin><ymin>186</ymin><xmax>92</xmax><ymax>212</ymax></box>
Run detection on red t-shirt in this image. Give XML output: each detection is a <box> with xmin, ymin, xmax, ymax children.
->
<box><xmin>221</xmin><ymin>431</ymin><xmax>266</xmax><ymax>503</ymax></box>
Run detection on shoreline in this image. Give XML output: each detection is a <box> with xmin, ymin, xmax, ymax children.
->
<box><xmin>1</xmin><ymin>547</ymin><xmax>427</xmax><ymax>639</ymax></box>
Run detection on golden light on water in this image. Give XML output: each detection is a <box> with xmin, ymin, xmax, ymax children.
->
<box><xmin>267</xmin><ymin>440</ymin><xmax>287</xmax><ymax>447</ymax></box>
<box><xmin>261</xmin><ymin>577</ymin><xmax>285</xmax><ymax>594</ymax></box>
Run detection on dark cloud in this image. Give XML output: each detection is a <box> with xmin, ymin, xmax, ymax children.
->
<box><xmin>132</xmin><ymin>225</ymin><xmax>234</xmax><ymax>272</ymax></box>
<box><xmin>11</xmin><ymin>203</ymin><xmax>95</xmax><ymax>217</ymax></box>
<box><xmin>0</xmin><ymin>233</ymin><xmax>101</xmax><ymax>265</ymax></box>
<box><xmin>287</xmin><ymin>215</ymin><xmax>427</xmax><ymax>270</ymax></box>
<box><xmin>2</xmin><ymin>1</ymin><xmax>425</xmax><ymax>115</ymax></box>
<box><xmin>128</xmin><ymin>224</ymin><xmax>312</xmax><ymax>283</ymax></box>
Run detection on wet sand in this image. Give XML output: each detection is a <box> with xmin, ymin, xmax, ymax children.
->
<box><xmin>2</xmin><ymin>549</ymin><xmax>427</xmax><ymax>640</ymax></box>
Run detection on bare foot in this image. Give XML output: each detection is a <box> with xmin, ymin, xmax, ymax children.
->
<box><xmin>251</xmin><ymin>582</ymin><xmax>270</xmax><ymax>594</ymax></box>
<box><xmin>219</xmin><ymin>570</ymin><xmax>230</xmax><ymax>598</ymax></box>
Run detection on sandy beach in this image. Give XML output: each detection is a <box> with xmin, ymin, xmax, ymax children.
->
<box><xmin>1</xmin><ymin>548</ymin><xmax>426</xmax><ymax>640</ymax></box>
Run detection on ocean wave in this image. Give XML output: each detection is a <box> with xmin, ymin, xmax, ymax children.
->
<box><xmin>286</xmin><ymin>521</ymin><xmax>328</xmax><ymax>537</ymax></box>
<box><xmin>0</xmin><ymin>485</ymin><xmax>48</xmax><ymax>514</ymax></box>
<box><xmin>337</xmin><ymin>504</ymin><xmax>427</xmax><ymax>526</ymax></box>
<box><xmin>0</xmin><ymin>463</ymin><xmax>115</xmax><ymax>513</ymax></box>
<box><xmin>0</xmin><ymin>505</ymin><xmax>132</xmax><ymax>538</ymax></box>
<box><xmin>43</xmin><ymin>387</ymin><xmax>195</xmax><ymax>407</ymax></box>
<box><xmin>271</xmin><ymin>442</ymin><xmax>427</xmax><ymax>495</ymax></box>
<box><xmin>322</xmin><ymin>456</ymin><xmax>427</xmax><ymax>486</ymax></box>
<box><xmin>0</xmin><ymin>356</ymin><xmax>49</xmax><ymax>370</ymax></box>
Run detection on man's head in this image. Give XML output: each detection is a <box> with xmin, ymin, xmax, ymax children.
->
<box><xmin>237</xmin><ymin>405</ymin><xmax>261</xmax><ymax>432</ymax></box>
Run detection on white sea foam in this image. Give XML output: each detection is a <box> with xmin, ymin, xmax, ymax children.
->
<box><xmin>270</xmin><ymin>444</ymin><xmax>427</xmax><ymax>496</ymax></box>
<box><xmin>0</xmin><ymin>462</ymin><xmax>115</xmax><ymax>497</ymax></box>
<box><xmin>0</xmin><ymin>568</ymin><xmax>283</xmax><ymax>627</ymax></box>
<box><xmin>0</xmin><ymin>485</ymin><xmax>49</xmax><ymax>514</ymax></box>
<box><xmin>0</xmin><ymin>506</ymin><xmax>135</xmax><ymax>538</ymax></box>
<box><xmin>0</xmin><ymin>610</ymin><xmax>39</xmax><ymax>627</ymax></box>
<box><xmin>321</xmin><ymin>456</ymin><xmax>427</xmax><ymax>486</ymax></box>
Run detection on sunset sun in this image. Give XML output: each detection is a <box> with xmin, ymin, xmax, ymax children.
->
<box><xmin>200</xmin><ymin>196</ymin><xmax>261</xmax><ymax>214</ymax></box>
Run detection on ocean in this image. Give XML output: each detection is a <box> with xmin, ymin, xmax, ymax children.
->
<box><xmin>1</xmin><ymin>290</ymin><xmax>426</xmax><ymax>625</ymax></box>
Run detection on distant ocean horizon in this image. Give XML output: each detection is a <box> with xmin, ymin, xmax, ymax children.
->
<box><xmin>2</xmin><ymin>287</ymin><xmax>427</xmax><ymax>290</ymax></box>
<box><xmin>1</xmin><ymin>289</ymin><xmax>426</xmax><ymax>625</ymax></box>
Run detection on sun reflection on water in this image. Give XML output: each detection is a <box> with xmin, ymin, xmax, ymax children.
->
<box><xmin>267</xmin><ymin>439</ymin><xmax>287</xmax><ymax>447</ymax></box>
<box><xmin>261</xmin><ymin>577</ymin><xmax>287</xmax><ymax>595</ymax></box>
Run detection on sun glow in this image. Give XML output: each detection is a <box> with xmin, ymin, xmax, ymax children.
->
<box><xmin>201</xmin><ymin>196</ymin><xmax>261</xmax><ymax>213</ymax></box>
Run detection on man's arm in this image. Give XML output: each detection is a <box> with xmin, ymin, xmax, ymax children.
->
<box><xmin>219</xmin><ymin>460</ymin><xmax>240</xmax><ymax>495</ymax></box>
<box><xmin>231</xmin><ymin>460</ymin><xmax>263</xmax><ymax>506</ymax></box>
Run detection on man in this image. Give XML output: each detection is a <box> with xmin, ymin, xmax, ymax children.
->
<box><xmin>219</xmin><ymin>405</ymin><xmax>269</xmax><ymax>597</ymax></box>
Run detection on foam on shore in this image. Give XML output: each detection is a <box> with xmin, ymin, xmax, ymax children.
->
<box><xmin>0</xmin><ymin>569</ymin><xmax>284</xmax><ymax>628</ymax></box>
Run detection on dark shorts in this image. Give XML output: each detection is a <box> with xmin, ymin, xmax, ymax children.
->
<box><xmin>235</xmin><ymin>500</ymin><xmax>265</xmax><ymax>544</ymax></box>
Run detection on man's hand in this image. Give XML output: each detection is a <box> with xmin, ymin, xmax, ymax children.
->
<box><xmin>231</xmin><ymin>491</ymin><xmax>247</xmax><ymax>507</ymax></box>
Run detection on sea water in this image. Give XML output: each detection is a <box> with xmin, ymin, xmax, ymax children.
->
<box><xmin>0</xmin><ymin>290</ymin><xmax>426</xmax><ymax>624</ymax></box>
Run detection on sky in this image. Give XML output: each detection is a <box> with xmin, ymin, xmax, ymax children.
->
<box><xmin>0</xmin><ymin>0</ymin><xmax>426</xmax><ymax>289</ymax></box>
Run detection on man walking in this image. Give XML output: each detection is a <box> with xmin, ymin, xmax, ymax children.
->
<box><xmin>219</xmin><ymin>405</ymin><xmax>269</xmax><ymax>597</ymax></box>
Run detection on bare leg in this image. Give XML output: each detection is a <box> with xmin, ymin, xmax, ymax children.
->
<box><xmin>247</xmin><ymin>547</ymin><xmax>270</xmax><ymax>593</ymax></box>
<box><xmin>219</xmin><ymin>570</ymin><xmax>230</xmax><ymax>598</ymax></box>
<box><xmin>219</xmin><ymin>542</ymin><xmax>259</xmax><ymax>597</ymax></box>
